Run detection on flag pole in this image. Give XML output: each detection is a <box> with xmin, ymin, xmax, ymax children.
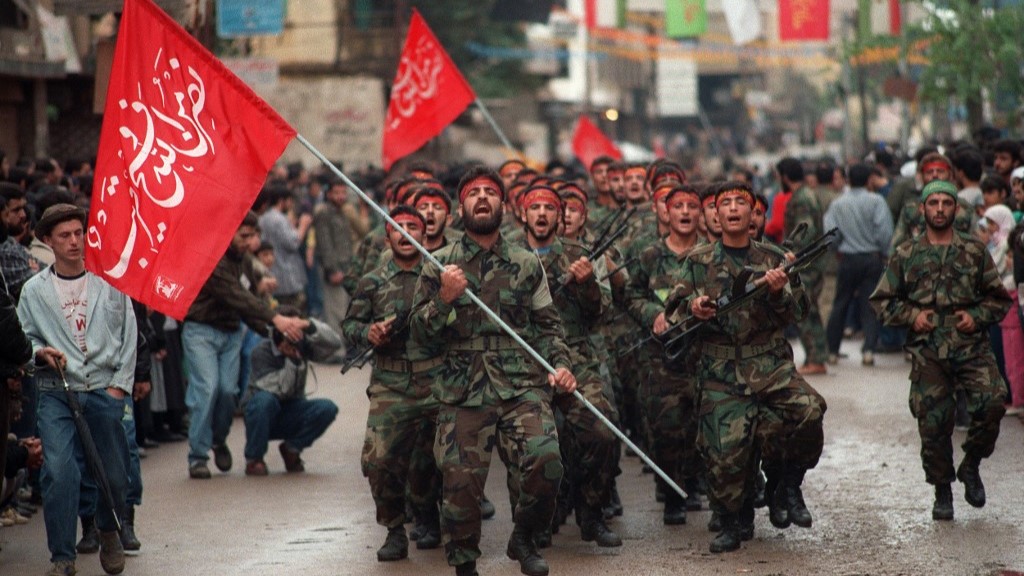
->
<box><xmin>296</xmin><ymin>133</ymin><xmax>686</xmax><ymax>500</ymax></box>
<box><xmin>473</xmin><ymin>98</ymin><xmax>527</xmax><ymax>162</ymax></box>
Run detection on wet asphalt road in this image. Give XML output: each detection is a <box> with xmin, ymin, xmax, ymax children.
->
<box><xmin>2</xmin><ymin>337</ymin><xmax>1024</xmax><ymax>576</ymax></box>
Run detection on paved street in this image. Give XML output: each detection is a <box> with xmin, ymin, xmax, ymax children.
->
<box><xmin>2</xmin><ymin>337</ymin><xmax>1024</xmax><ymax>576</ymax></box>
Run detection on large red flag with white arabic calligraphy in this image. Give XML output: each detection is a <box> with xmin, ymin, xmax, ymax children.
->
<box><xmin>382</xmin><ymin>9</ymin><xmax>476</xmax><ymax>169</ymax></box>
<box><xmin>87</xmin><ymin>0</ymin><xmax>295</xmax><ymax>319</ymax></box>
<box><xmin>779</xmin><ymin>0</ymin><xmax>830</xmax><ymax>41</ymax></box>
<box><xmin>571</xmin><ymin>115</ymin><xmax>621</xmax><ymax>170</ymax></box>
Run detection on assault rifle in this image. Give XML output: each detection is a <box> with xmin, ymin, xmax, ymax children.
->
<box><xmin>340</xmin><ymin>311</ymin><xmax>411</xmax><ymax>375</ymax></box>
<box><xmin>660</xmin><ymin>227</ymin><xmax>838</xmax><ymax>362</ymax></box>
<box><xmin>620</xmin><ymin>227</ymin><xmax>837</xmax><ymax>360</ymax></box>
<box><xmin>551</xmin><ymin>217</ymin><xmax>633</xmax><ymax>297</ymax></box>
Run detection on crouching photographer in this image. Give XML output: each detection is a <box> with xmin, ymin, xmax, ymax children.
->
<box><xmin>241</xmin><ymin>306</ymin><xmax>341</xmax><ymax>476</ymax></box>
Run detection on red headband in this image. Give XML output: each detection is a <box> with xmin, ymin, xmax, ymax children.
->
<box><xmin>921</xmin><ymin>161</ymin><xmax>951</xmax><ymax>173</ymax></box>
<box><xmin>701</xmin><ymin>195</ymin><xmax>716</xmax><ymax>209</ymax></box>
<box><xmin>715</xmin><ymin>188</ymin><xmax>754</xmax><ymax>205</ymax></box>
<box><xmin>459</xmin><ymin>176</ymin><xmax>502</xmax><ymax>204</ymax></box>
<box><xmin>652</xmin><ymin>185</ymin><xmax>675</xmax><ymax>204</ymax></box>
<box><xmin>414</xmin><ymin>192</ymin><xmax>449</xmax><ymax>213</ymax></box>
<box><xmin>387</xmin><ymin>212</ymin><xmax>424</xmax><ymax>232</ymax></box>
<box><xmin>664</xmin><ymin>188</ymin><xmax>700</xmax><ymax>205</ymax></box>
<box><xmin>625</xmin><ymin>167</ymin><xmax>647</xmax><ymax>178</ymax></box>
<box><xmin>520</xmin><ymin>187</ymin><xmax>562</xmax><ymax>211</ymax></box>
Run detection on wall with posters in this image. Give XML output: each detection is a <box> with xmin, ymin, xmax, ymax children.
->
<box><xmin>256</xmin><ymin>76</ymin><xmax>386</xmax><ymax>170</ymax></box>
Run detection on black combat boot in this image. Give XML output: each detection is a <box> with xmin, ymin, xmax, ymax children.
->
<box><xmin>932</xmin><ymin>483</ymin><xmax>954</xmax><ymax>521</ymax></box>
<box><xmin>76</xmin><ymin>516</ymin><xmax>100</xmax><ymax>554</ymax></box>
<box><xmin>752</xmin><ymin>467</ymin><xmax>768</xmax><ymax>508</ymax></box>
<box><xmin>684</xmin><ymin>478</ymin><xmax>703</xmax><ymax>511</ymax></box>
<box><xmin>480</xmin><ymin>494</ymin><xmax>496</xmax><ymax>520</ymax></box>
<box><xmin>767</xmin><ymin>473</ymin><xmax>790</xmax><ymax>529</ymax></box>
<box><xmin>956</xmin><ymin>454</ymin><xmax>986</xmax><ymax>508</ymax></box>
<box><xmin>707</xmin><ymin>510</ymin><xmax>721</xmax><ymax>532</ymax></box>
<box><xmin>662</xmin><ymin>487</ymin><xmax>687</xmax><ymax>526</ymax></box>
<box><xmin>376</xmin><ymin>526</ymin><xmax>409</xmax><ymax>562</ymax></box>
<box><xmin>708</xmin><ymin>513</ymin><xmax>742</xmax><ymax>553</ymax></box>
<box><xmin>784</xmin><ymin>469</ymin><xmax>812</xmax><ymax>528</ymax></box>
<box><xmin>603</xmin><ymin>482</ymin><xmax>624</xmax><ymax>518</ymax></box>
<box><xmin>455</xmin><ymin>560</ymin><xmax>479</xmax><ymax>576</ymax></box>
<box><xmin>738</xmin><ymin>503</ymin><xmax>755</xmax><ymax>542</ymax></box>
<box><xmin>120</xmin><ymin>506</ymin><xmax>141</xmax><ymax>551</ymax></box>
<box><xmin>579</xmin><ymin>505</ymin><xmax>622</xmax><ymax>547</ymax></box>
<box><xmin>416</xmin><ymin>507</ymin><xmax>441</xmax><ymax>550</ymax></box>
<box><xmin>506</xmin><ymin>525</ymin><xmax>549</xmax><ymax>576</ymax></box>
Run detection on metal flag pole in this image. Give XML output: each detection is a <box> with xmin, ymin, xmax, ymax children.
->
<box><xmin>296</xmin><ymin>134</ymin><xmax>687</xmax><ymax>500</ymax></box>
<box><xmin>473</xmin><ymin>98</ymin><xmax>527</xmax><ymax>162</ymax></box>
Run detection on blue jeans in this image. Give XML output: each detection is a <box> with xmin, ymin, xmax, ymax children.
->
<box><xmin>243</xmin><ymin>389</ymin><xmax>338</xmax><ymax>462</ymax></box>
<box><xmin>237</xmin><ymin>327</ymin><xmax>264</xmax><ymax>400</ymax></box>
<box><xmin>37</xmin><ymin>389</ymin><xmax>129</xmax><ymax>563</ymax></box>
<box><xmin>183</xmin><ymin>322</ymin><xmax>244</xmax><ymax>465</ymax></box>
<box><xmin>80</xmin><ymin>396</ymin><xmax>143</xmax><ymax>517</ymax></box>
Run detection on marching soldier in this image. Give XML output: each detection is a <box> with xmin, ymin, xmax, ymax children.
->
<box><xmin>410</xmin><ymin>167</ymin><xmax>577</xmax><ymax>576</ymax></box>
<box><xmin>870</xmin><ymin>179</ymin><xmax>1010</xmax><ymax>521</ymax></box>
<box><xmin>665</xmin><ymin>181</ymin><xmax>827</xmax><ymax>553</ymax></box>
<box><xmin>519</xmin><ymin>184</ymin><xmax>622</xmax><ymax>548</ymax></box>
<box><xmin>343</xmin><ymin>206</ymin><xmax>445</xmax><ymax>561</ymax></box>
<box><xmin>625</xmin><ymin>183</ymin><xmax>705</xmax><ymax>525</ymax></box>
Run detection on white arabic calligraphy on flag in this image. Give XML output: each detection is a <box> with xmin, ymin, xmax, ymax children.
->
<box><xmin>87</xmin><ymin>0</ymin><xmax>296</xmax><ymax>320</ymax></box>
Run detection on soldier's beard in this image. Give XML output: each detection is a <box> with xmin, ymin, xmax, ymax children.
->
<box><xmin>527</xmin><ymin>222</ymin><xmax>555</xmax><ymax>243</ymax></box>
<box><xmin>464</xmin><ymin>207</ymin><xmax>503</xmax><ymax>234</ymax></box>
<box><xmin>925</xmin><ymin>213</ymin><xmax>953</xmax><ymax>231</ymax></box>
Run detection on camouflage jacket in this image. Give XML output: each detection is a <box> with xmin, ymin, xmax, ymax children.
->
<box><xmin>625</xmin><ymin>238</ymin><xmax>692</xmax><ymax>332</ymax></box>
<box><xmin>665</xmin><ymin>240</ymin><xmax>807</xmax><ymax>392</ymax></box>
<box><xmin>343</xmin><ymin>259</ymin><xmax>440</xmax><ymax>393</ymax></box>
<box><xmin>870</xmin><ymin>231</ymin><xmax>1011</xmax><ymax>361</ymax></box>
<box><xmin>890</xmin><ymin>197</ymin><xmax>976</xmax><ymax>251</ymax></box>
<box><xmin>410</xmin><ymin>233</ymin><xmax>572</xmax><ymax>406</ymax></box>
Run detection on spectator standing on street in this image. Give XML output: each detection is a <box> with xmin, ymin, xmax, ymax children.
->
<box><xmin>824</xmin><ymin>164</ymin><xmax>893</xmax><ymax>366</ymax></box>
<box><xmin>16</xmin><ymin>204</ymin><xmax>137</xmax><ymax>576</ymax></box>
<box><xmin>259</xmin><ymin>185</ymin><xmax>312</xmax><ymax>313</ymax></box>
<box><xmin>314</xmin><ymin>176</ymin><xmax>368</xmax><ymax>351</ymax></box>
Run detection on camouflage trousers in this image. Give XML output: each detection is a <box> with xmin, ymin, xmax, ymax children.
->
<box><xmin>698</xmin><ymin>369</ymin><xmax>826</xmax><ymax>514</ymax></box>
<box><xmin>611</xmin><ymin>322</ymin><xmax>647</xmax><ymax>445</ymax></box>
<box><xmin>641</xmin><ymin>358</ymin><xmax>701</xmax><ymax>491</ymax></box>
<box><xmin>551</xmin><ymin>371</ymin><xmax>620</xmax><ymax>511</ymax></box>
<box><xmin>434</xmin><ymin>390</ymin><xmax>562</xmax><ymax>567</ymax></box>
<box><xmin>795</xmin><ymin>268</ymin><xmax>829</xmax><ymax>364</ymax></box>
<box><xmin>909</xmin><ymin>347</ymin><xmax>1006</xmax><ymax>485</ymax></box>
<box><xmin>361</xmin><ymin>381</ymin><xmax>440</xmax><ymax>528</ymax></box>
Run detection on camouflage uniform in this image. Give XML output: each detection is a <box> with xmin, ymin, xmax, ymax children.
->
<box><xmin>343</xmin><ymin>259</ymin><xmax>442</xmax><ymax>529</ymax></box>
<box><xmin>890</xmin><ymin>196</ymin><xmax>976</xmax><ymax>251</ymax></box>
<box><xmin>528</xmin><ymin>237</ymin><xmax>619</xmax><ymax>520</ymax></box>
<box><xmin>783</xmin><ymin>185</ymin><xmax>829</xmax><ymax>365</ymax></box>
<box><xmin>346</xmin><ymin>224</ymin><xmax>387</xmax><ymax>294</ymax></box>
<box><xmin>410</xmin><ymin>233</ymin><xmax>571</xmax><ymax>567</ymax></box>
<box><xmin>625</xmin><ymin>239</ymin><xmax>701</xmax><ymax>500</ymax></box>
<box><xmin>666</xmin><ymin>241</ymin><xmax>827</xmax><ymax>515</ymax></box>
<box><xmin>869</xmin><ymin>231</ymin><xmax>1009</xmax><ymax>485</ymax></box>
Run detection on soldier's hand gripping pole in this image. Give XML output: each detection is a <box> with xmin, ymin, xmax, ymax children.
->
<box><xmin>661</xmin><ymin>227</ymin><xmax>839</xmax><ymax>361</ymax></box>
<box><xmin>297</xmin><ymin>135</ymin><xmax>689</xmax><ymax>500</ymax></box>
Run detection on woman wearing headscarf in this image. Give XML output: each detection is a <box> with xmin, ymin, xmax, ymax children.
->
<box><xmin>982</xmin><ymin>204</ymin><xmax>1021</xmax><ymax>415</ymax></box>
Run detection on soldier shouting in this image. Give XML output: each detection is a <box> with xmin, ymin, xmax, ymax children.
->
<box><xmin>410</xmin><ymin>167</ymin><xmax>577</xmax><ymax>576</ymax></box>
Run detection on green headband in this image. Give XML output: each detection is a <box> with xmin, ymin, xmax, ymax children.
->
<box><xmin>920</xmin><ymin>180</ymin><xmax>957</xmax><ymax>202</ymax></box>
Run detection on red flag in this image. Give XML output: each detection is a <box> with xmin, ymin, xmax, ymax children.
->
<box><xmin>382</xmin><ymin>10</ymin><xmax>476</xmax><ymax>169</ymax></box>
<box><xmin>87</xmin><ymin>0</ymin><xmax>295</xmax><ymax>319</ymax></box>
<box><xmin>779</xmin><ymin>0</ymin><xmax>830</xmax><ymax>41</ymax></box>
<box><xmin>571</xmin><ymin>116</ymin><xmax>622</xmax><ymax>170</ymax></box>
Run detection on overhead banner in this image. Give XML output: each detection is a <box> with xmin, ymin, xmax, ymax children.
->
<box><xmin>779</xmin><ymin>0</ymin><xmax>830</xmax><ymax>42</ymax></box>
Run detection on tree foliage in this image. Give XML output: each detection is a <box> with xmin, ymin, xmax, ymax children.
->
<box><xmin>906</xmin><ymin>0</ymin><xmax>1024</xmax><ymax>128</ymax></box>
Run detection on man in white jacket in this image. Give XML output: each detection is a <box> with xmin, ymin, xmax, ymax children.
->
<box><xmin>17</xmin><ymin>204</ymin><xmax>137</xmax><ymax>576</ymax></box>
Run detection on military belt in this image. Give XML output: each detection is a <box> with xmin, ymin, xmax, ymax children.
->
<box><xmin>448</xmin><ymin>335</ymin><xmax>520</xmax><ymax>352</ymax></box>
<box><xmin>375</xmin><ymin>355</ymin><xmax>444</xmax><ymax>373</ymax></box>
<box><xmin>933</xmin><ymin>314</ymin><xmax>962</xmax><ymax>329</ymax></box>
<box><xmin>703</xmin><ymin>338</ymin><xmax>787</xmax><ymax>361</ymax></box>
